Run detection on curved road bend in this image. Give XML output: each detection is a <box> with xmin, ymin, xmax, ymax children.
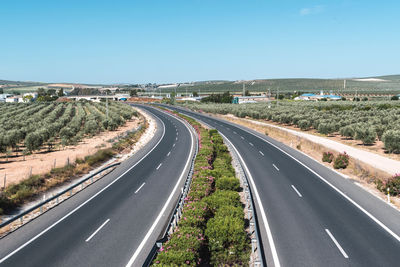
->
<box><xmin>0</xmin><ymin>105</ymin><xmax>196</xmax><ymax>267</ymax></box>
<box><xmin>166</xmin><ymin>105</ymin><xmax>400</xmax><ymax>267</ymax></box>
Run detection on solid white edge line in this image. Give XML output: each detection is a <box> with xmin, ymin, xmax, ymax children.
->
<box><xmin>273</xmin><ymin>164</ymin><xmax>279</xmax><ymax>171</ymax></box>
<box><xmin>85</xmin><ymin>219</ymin><xmax>110</xmax><ymax>242</ymax></box>
<box><xmin>218</xmin><ymin>132</ymin><xmax>281</xmax><ymax>267</ymax></box>
<box><xmin>156</xmin><ymin>163</ymin><xmax>162</xmax><ymax>170</ymax></box>
<box><xmin>325</xmin><ymin>229</ymin><xmax>349</xmax><ymax>258</ymax></box>
<box><xmin>218</xmin><ymin>117</ymin><xmax>400</xmax><ymax>243</ymax></box>
<box><xmin>0</xmin><ymin>107</ymin><xmax>166</xmax><ymax>264</ymax></box>
<box><xmin>125</xmin><ymin>109</ymin><xmax>195</xmax><ymax>267</ymax></box>
<box><xmin>134</xmin><ymin>183</ymin><xmax>146</xmax><ymax>194</ymax></box>
<box><xmin>291</xmin><ymin>185</ymin><xmax>302</xmax><ymax>198</ymax></box>
<box><xmin>259</xmin><ymin>151</ymin><xmax>264</xmax><ymax>156</ymax></box>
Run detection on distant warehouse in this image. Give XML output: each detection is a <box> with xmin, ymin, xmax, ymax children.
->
<box><xmin>232</xmin><ymin>95</ymin><xmax>269</xmax><ymax>104</ymax></box>
<box><xmin>295</xmin><ymin>93</ymin><xmax>341</xmax><ymax>101</ymax></box>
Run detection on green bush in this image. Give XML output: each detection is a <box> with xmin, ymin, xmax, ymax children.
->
<box><xmin>376</xmin><ymin>174</ymin><xmax>400</xmax><ymax>196</ymax></box>
<box><xmin>298</xmin><ymin>119</ymin><xmax>311</xmax><ymax>130</ymax></box>
<box><xmin>204</xmin><ymin>190</ymin><xmax>241</xmax><ymax>214</ymax></box>
<box><xmin>215</xmin><ymin>176</ymin><xmax>241</xmax><ymax>191</ymax></box>
<box><xmin>318</xmin><ymin>122</ymin><xmax>334</xmax><ymax>135</ymax></box>
<box><xmin>354</xmin><ymin>126</ymin><xmax>376</xmax><ymax>144</ymax></box>
<box><xmin>179</xmin><ymin>200</ymin><xmax>210</xmax><ymax>228</ymax></box>
<box><xmin>205</xmin><ymin>215</ymin><xmax>249</xmax><ymax>266</ymax></box>
<box><xmin>333</xmin><ymin>152</ymin><xmax>349</xmax><ymax>169</ymax></box>
<box><xmin>382</xmin><ymin>130</ymin><xmax>400</xmax><ymax>153</ymax></box>
<box><xmin>153</xmin><ymin>226</ymin><xmax>203</xmax><ymax>266</ymax></box>
<box><xmin>214</xmin><ymin>205</ymin><xmax>245</xmax><ymax>221</ymax></box>
<box><xmin>339</xmin><ymin>125</ymin><xmax>354</xmax><ymax>139</ymax></box>
<box><xmin>84</xmin><ymin>148</ymin><xmax>115</xmax><ymax>166</ymax></box>
<box><xmin>0</xmin><ymin>192</ymin><xmax>16</xmax><ymax>214</ymax></box>
<box><xmin>322</xmin><ymin>152</ymin><xmax>334</xmax><ymax>163</ymax></box>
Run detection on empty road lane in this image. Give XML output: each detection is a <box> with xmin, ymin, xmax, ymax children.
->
<box><xmin>167</xmin><ymin>105</ymin><xmax>400</xmax><ymax>267</ymax></box>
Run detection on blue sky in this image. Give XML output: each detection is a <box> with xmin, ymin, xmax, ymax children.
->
<box><xmin>0</xmin><ymin>0</ymin><xmax>399</xmax><ymax>84</ymax></box>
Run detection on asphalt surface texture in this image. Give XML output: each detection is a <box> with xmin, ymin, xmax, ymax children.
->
<box><xmin>0</xmin><ymin>105</ymin><xmax>195</xmax><ymax>267</ymax></box>
<box><xmin>165</xmin><ymin>104</ymin><xmax>400</xmax><ymax>267</ymax></box>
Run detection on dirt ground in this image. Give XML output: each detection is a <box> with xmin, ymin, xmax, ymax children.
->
<box><xmin>0</xmin><ymin>118</ymin><xmax>140</xmax><ymax>187</ymax></box>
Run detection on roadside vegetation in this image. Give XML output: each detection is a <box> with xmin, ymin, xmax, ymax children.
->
<box><xmin>153</xmin><ymin>112</ymin><xmax>250</xmax><ymax>266</ymax></box>
<box><xmin>156</xmin><ymin>75</ymin><xmax>400</xmax><ymax>95</ymax></box>
<box><xmin>0</xmin><ymin>103</ymin><xmax>145</xmax><ymax>215</ymax></box>
<box><xmin>182</xmin><ymin>101</ymin><xmax>400</xmax><ymax>154</ymax></box>
<box><xmin>0</xmin><ymin>101</ymin><xmax>137</xmax><ymax>156</ymax></box>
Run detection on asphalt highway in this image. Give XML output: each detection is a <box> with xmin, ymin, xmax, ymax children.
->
<box><xmin>0</xmin><ymin>105</ymin><xmax>195</xmax><ymax>267</ymax></box>
<box><xmin>166</xmin><ymin>105</ymin><xmax>400</xmax><ymax>267</ymax></box>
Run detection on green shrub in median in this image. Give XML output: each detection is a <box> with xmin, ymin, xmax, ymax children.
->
<box><xmin>204</xmin><ymin>190</ymin><xmax>241</xmax><ymax>214</ymax></box>
<box><xmin>216</xmin><ymin>176</ymin><xmax>241</xmax><ymax>191</ymax></box>
<box><xmin>179</xmin><ymin>200</ymin><xmax>210</xmax><ymax>228</ymax></box>
<box><xmin>205</xmin><ymin>211</ymin><xmax>250</xmax><ymax>266</ymax></box>
<box><xmin>153</xmin><ymin>226</ymin><xmax>204</xmax><ymax>266</ymax></box>
<box><xmin>153</xmin><ymin>111</ymin><xmax>250</xmax><ymax>266</ymax></box>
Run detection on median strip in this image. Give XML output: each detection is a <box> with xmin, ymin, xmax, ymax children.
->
<box><xmin>152</xmin><ymin>112</ymin><xmax>250</xmax><ymax>266</ymax></box>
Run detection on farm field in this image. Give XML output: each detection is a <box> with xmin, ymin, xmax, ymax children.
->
<box><xmin>182</xmin><ymin>101</ymin><xmax>400</xmax><ymax>157</ymax></box>
<box><xmin>160</xmin><ymin>75</ymin><xmax>400</xmax><ymax>95</ymax></box>
<box><xmin>0</xmin><ymin>101</ymin><xmax>139</xmax><ymax>186</ymax></box>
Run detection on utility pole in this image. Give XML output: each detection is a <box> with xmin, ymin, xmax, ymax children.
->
<box><xmin>343</xmin><ymin>79</ymin><xmax>346</xmax><ymax>96</ymax></box>
<box><xmin>276</xmin><ymin>88</ymin><xmax>279</xmax><ymax>106</ymax></box>
<box><xmin>106</xmin><ymin>91</ymin><xmax>109</xmax><ymax>119</ymax></box>
<box><xmin>243</xmin><ymin>83</ymin><xmax>245</xmax><ymax>96</ymax></box>
<box><xmin>268</xmin><ymin>89</ymin><xmax>271</xmax><ymax>108</ymax></box>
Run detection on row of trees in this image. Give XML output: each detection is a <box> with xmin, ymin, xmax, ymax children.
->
<box><xmin>0</xmin><ymin>102</ymin><xmax>137</xmax><ymax>155</ymax></box>
<box><xmin>201</xmin><ymin>91</ymin><xmax>233</xmax><ymax>103</ymax></box>
<box><xmin>184</xmin><ymin>101</ymin><xmax>400</xmax><ymax>153</ymax></box>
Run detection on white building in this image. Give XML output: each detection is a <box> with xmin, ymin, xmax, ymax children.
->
<box><xmin>23</xmin><ymin>92</ymin><xmax>38</xmax><ymax>99</ymax></box>
<box><xmin>5</xmin><ymin>97</ymin><xmax>19</xmax><ymax>103</ymax></box>
<box><xmin>0</xmin><ymin>94</ymin><xmax>12</xmax><ymax>102</ymax></box>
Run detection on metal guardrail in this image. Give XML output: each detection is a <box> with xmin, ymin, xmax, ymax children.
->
<box><xmin>222</xmin><ymin>134</ymin><xmax>265</xmax><ymax>266</ymax></box>
<box><xmin>143</xmin><ymin>110</ymin><xmax>199</xmax><ymax>267</ymax></box>
<box><xmin>0</xmin><ymin>162</ymin><xmax>120</xmax><ymax>229</ymax></box>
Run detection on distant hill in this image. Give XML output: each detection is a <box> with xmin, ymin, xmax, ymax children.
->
<box><xmin>166</xmin><ymin>75</ymin><xmax>400</xmax><ymax>95</ymax></box>
<box><xmin>373</xmin><ymin>74</ymin><xmax>400</xmax><ymax>81</ymax></box>
<box><xmin>0</xmin><ymin>80</ymin><xmax>44</xmax><ymax>87</ymax></box>
<box><xmin>2</xmin><ymin>75</ymin><xmax>400</xmax><ymax>95</ymax></box>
